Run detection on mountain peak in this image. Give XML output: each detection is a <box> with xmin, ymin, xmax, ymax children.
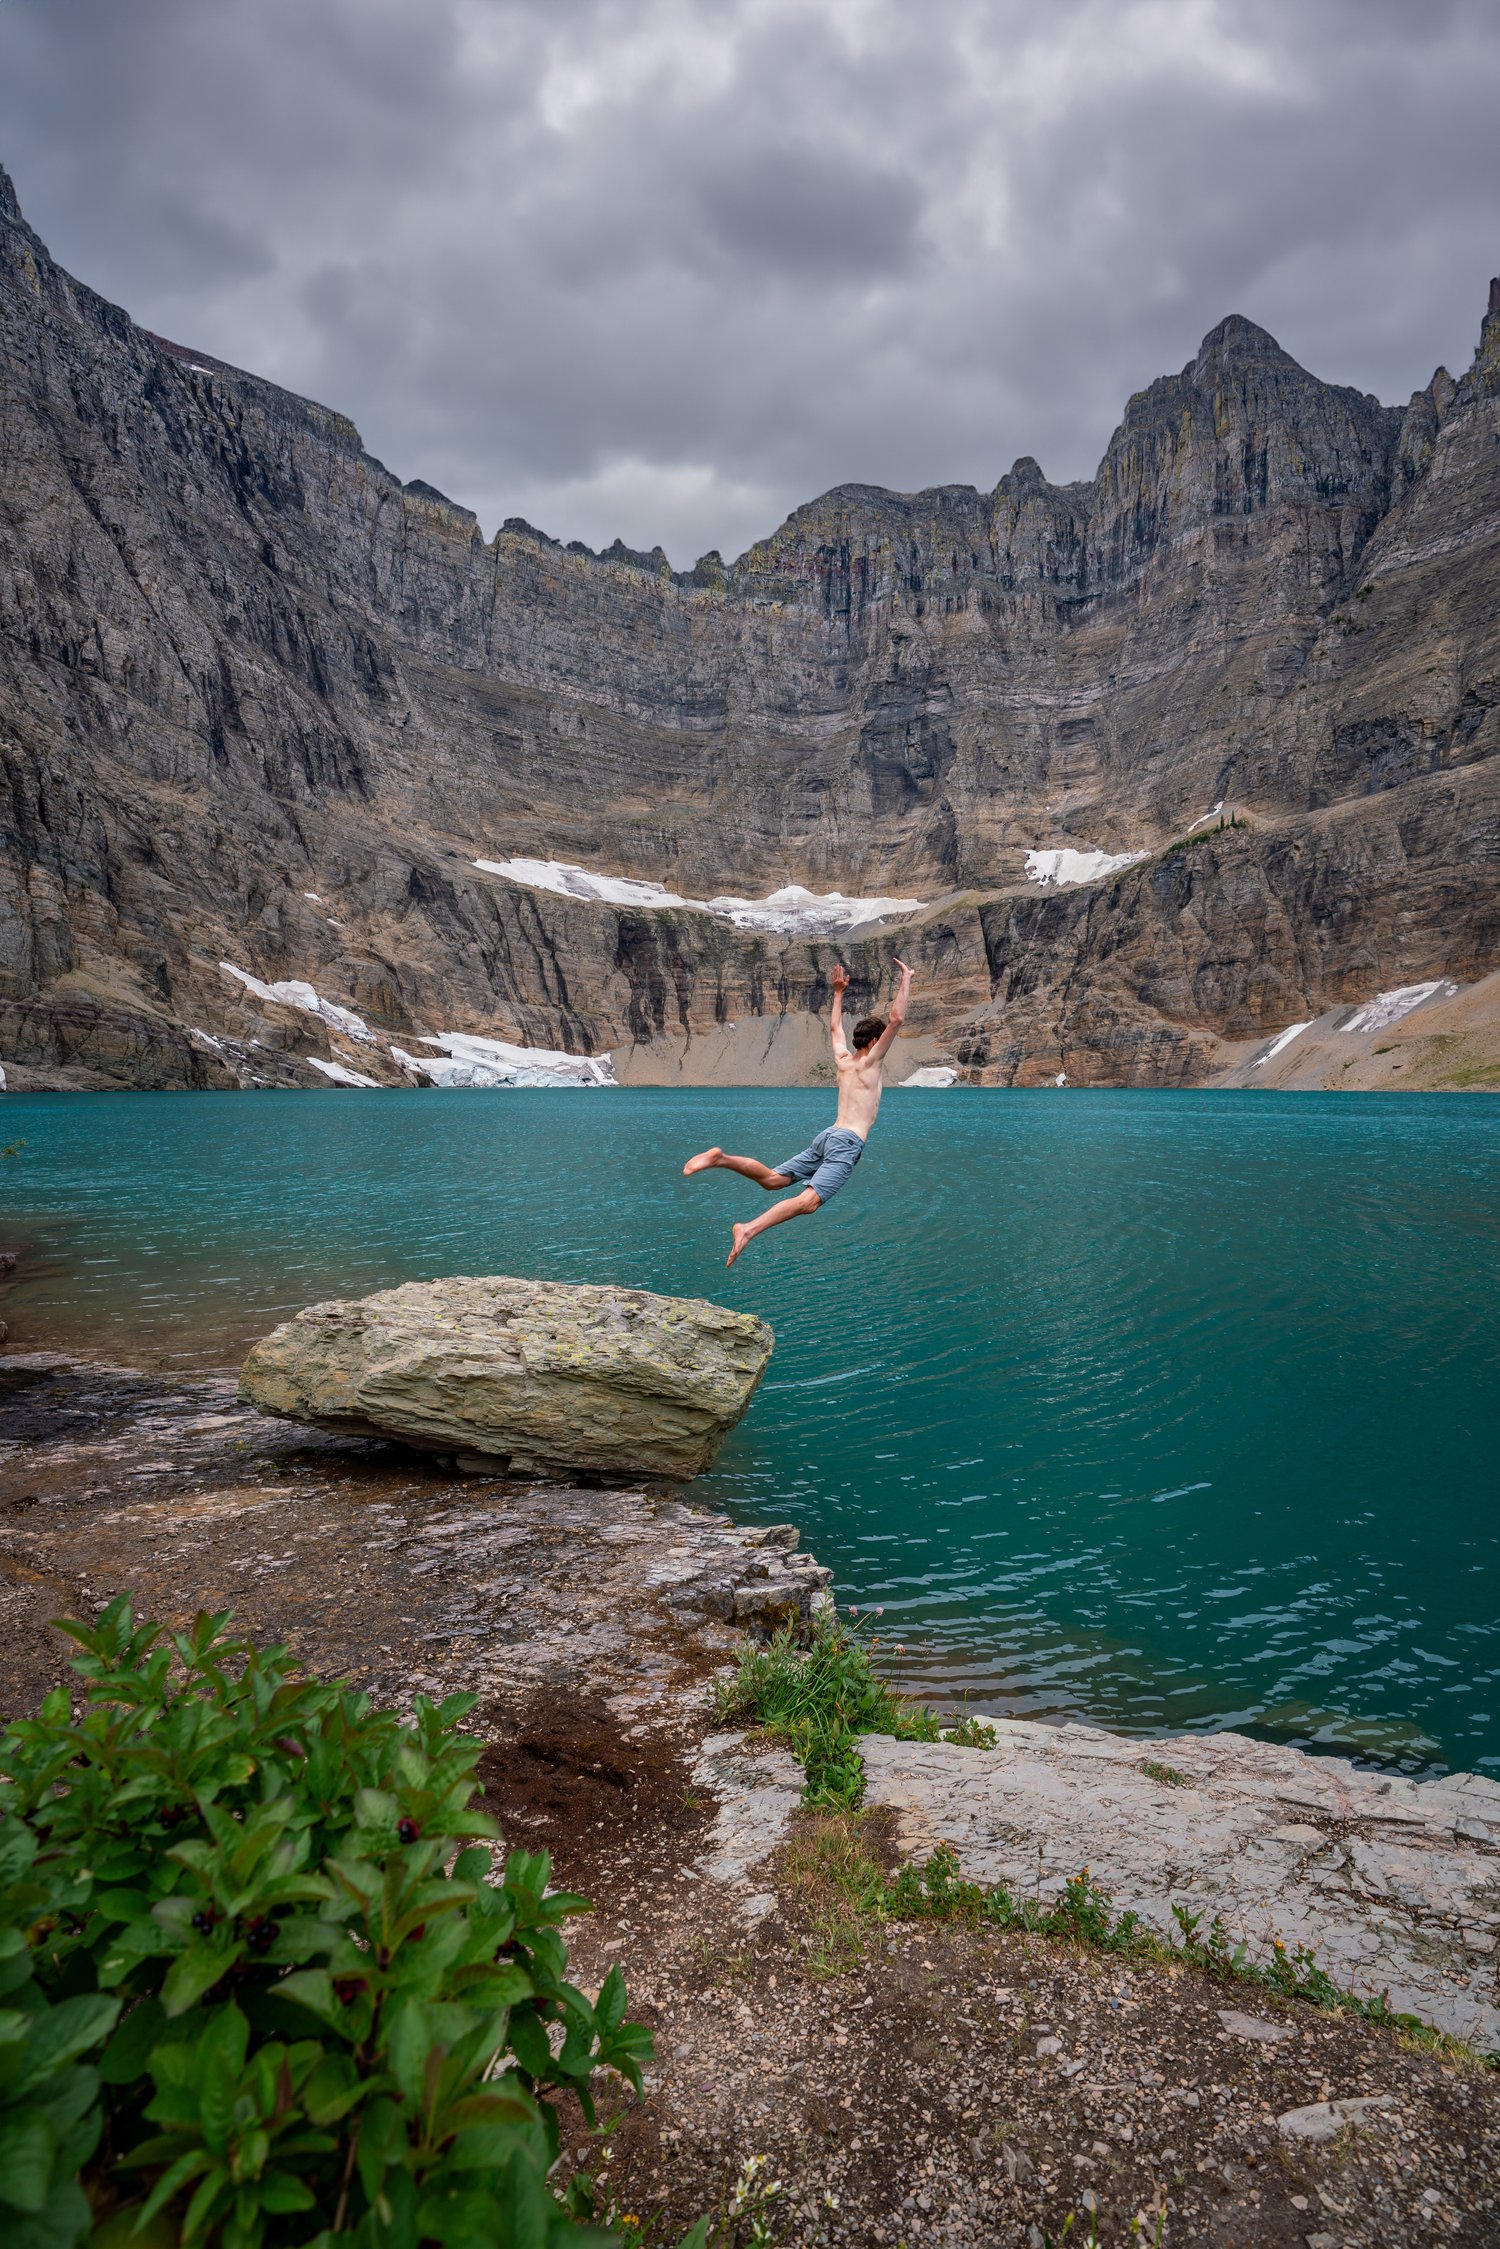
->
<box><xmin>0</xmin><ymin>165</ymin><xmax>21</xmax><ymax>226</ymax></box>
<box><xmin>1193</xmin><ymin>313</ymin><xmax>1293</xmax><ymax>378</ymax></box>
<box><xmin>1001</xmin><ymin>454</ymin><xmax>1050</xmax><ymax>492</ymax></box>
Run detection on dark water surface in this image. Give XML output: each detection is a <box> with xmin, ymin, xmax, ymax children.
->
<box><xmin>3</xmin><ymin>1088</ymin><xmax>1497</xmax><ymax>1772</ymax></box>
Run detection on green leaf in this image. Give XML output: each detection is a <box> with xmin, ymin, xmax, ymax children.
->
<box><xmin>256</xmin><ymin>2172</ymin><xmax>316</xmax><ymax>2215</ymax></box>
<box><xmin>444</xmin><ymin>2089</ymin><xmax>538</xmax><ymax>2133</ymax></box>
<box><xmin>180</xmin><ymin>2165</ymin><xmax>229</xmax><ymax>2243</ymax></box>
<box><xmin>0</xmin><ymin>1824</ymin><xmax>38</xmax><ymax>1882</ymax></box>
<box><xmin>593</xmin><ymin>1963</ymin><xmax>627</xmax><ymax>2036</ymax></box>
<box><xmin>19</xmin><ymin>1994</ymin><xmax>120</xmax><ymax>2086</ymax></box>
<box><xmin>160</xmin><ymin>1942</ymin><xmax>235</xmax><ymax>2018</ymax></box>
<box><xmin>488</xmin><ymin>2150</ymin><xmax>559</xmax><ymax>2249</ymax></box>
<box><xmin>0</xmin><ymin>2109</ymin><xmax>56</xmax><ymax>2213</ymax></box>
<box><xmin>99</xmin><ymin>1998</ymin><xmax>166</xmax><ymax>2086</ymax></box>
<box><xmin>198</xmin><ymin>2048</ymin><xmax>236</xmax><ymax>2154</ymax></box>
<box><xmin>136</xmin><ymin>2148</ymin><xmax>213</xmax><ymax>2231</ymax></box>
<box><xmin>87</xmin><ymin>2201</ymin><xmax>179</xmax><ymax>2249</ymax></box>
<box><xmin>384</xmin><ymin>2000</ymin><xmax>432</xmax><ymax>2101</ymax></box>
<box><xmin>275</xmin><ymin>1971</ymin><xmax>337</xmax><ymax>2023</ymax></box>
<box><xmin>92</xmin><ymin>1888</ymin><xmax>153</xmax><ymax>1922</ymax></box>
<box><xmin>199</xmin><ymin>2002</ymin><xmax>250</xmax><ymax>2084</ymax></box>
<box><xmin>303</xmin><ymin>2053</ymin><xmax>362</xmax><ymax>2126</ymax></box>
<box><xmin>505</xmin><ymin>2006</ymin><xmax>552</xmax><ymax>2079</ymax></box>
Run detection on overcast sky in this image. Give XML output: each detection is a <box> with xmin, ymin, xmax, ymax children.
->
<box><xmin>4</xmin><ymin>0</ymin><xmax>1498</xmax><ymax>564</ymax></box>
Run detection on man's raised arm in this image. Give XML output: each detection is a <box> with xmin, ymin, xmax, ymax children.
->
<box><xmin>829</xmin><ymin>962</ymin><xmax>851</xmax><ymax>1058</ymax></box>
<box><xmin>866</xmin><ymin>958</ymin><xmax>914</xmax><ymax>1063</ymax></box>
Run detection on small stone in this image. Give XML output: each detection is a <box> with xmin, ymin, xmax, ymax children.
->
<box><xmin>1218</xmin><ymin>2008</ymin><xmax>1296</xmax><ymax>2043</ymax></box>
<box><xmin>1035</xmin><ymin>2035</ymin><xmax>1062</xmax><ymax>2055</ymax></box>
<box><xmin>1277</xmin><ymin>2094</ymin><xmax>1397</xmax><ymax>2142</ymax></box>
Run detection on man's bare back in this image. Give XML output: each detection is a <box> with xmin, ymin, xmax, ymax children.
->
<box><xmin>682</xmin><ymin>958</ymin><xmax>915</xmax><ymax>1265</ymax></box>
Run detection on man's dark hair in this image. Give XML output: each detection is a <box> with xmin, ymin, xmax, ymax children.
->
<box><xmin>852</xmin><ymin>1014</ymin><xmax>886</xmax><ymax>1052</ymax></box>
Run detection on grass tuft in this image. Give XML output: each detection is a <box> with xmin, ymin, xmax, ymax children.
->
<box><xmin>713</xmin><ymin>1613</ymin><xmax>940</xmax><ymax>1807</ymax></box>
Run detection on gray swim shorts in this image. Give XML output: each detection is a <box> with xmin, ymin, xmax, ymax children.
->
<box><xmin>777</xmin><ymin>1125</ymin><xmax>865</xmax><ymax>1206</ymax></box>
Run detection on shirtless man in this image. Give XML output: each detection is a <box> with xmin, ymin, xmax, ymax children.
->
<box><xmin>684</xmin><ymin>958</ymin><xmax>914</xmax><ymax>1266</ymax></box>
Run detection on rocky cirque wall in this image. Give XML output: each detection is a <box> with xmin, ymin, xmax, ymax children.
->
<box><xmin>1</xmin><ymin>158</ymin><xmax>1497</xmax><ymax>1089</ymax></box>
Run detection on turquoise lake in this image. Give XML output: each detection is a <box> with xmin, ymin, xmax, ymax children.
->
<box><xmin>2</xmin><ymin>1088</ymin><xmax>1497</xmax><ymax>1774</ymax></box>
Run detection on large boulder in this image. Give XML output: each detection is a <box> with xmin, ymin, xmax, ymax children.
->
<box><xmin>238</xmin><ymin>1275</ymin><xmax>773</xmax><ymax>1481</ymax></box>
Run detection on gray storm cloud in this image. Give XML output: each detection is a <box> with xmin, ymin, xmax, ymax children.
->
<box><xmin>3</xmin><ymin>0</ymin><xmax>1498</xmax><ymax>564</ymax></box>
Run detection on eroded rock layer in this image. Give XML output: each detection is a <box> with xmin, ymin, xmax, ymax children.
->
<box><xmin>1</xmin><ymin>160</ymin><xmax>1497</xmax><ymax>1086</ymax></box>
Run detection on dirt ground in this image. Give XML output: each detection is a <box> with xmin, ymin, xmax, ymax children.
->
<box><xmin>3</xmin><ymin>1355</ymin><xmax>1499</xmax><ymax>2247</ymax></box>
<box><xmin>523</xmin><ymin>1706</ymin><xmax>1500</xmax><ymax>2249</ymax></box>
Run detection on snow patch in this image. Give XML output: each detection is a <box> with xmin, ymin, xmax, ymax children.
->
<box><xmin>477</xmin><ymin>858</ymin><xmax>690</xmax><ymax>911</ymax></box>
<box><xmin>1024</xmin><ymin>847</ymin><xmax>1148</xmax><ymax>889</ymax></box>
<box><xmin>898</xmin><ymin>1066</ymin><xmax>958</xmax><ymax>1088</ymax></box>
<box><xmin>0</xmin><ymin>1062</ymin><xmax>6</xmax><ymax>1091</ymax></box>
<box><xmin>391</xmin><ymin>1033</ymin><xmax>617</xmax><ymax>1090</ymax></box>
<box><xmin>305</xmin><ymin>1057</ymin><xmax>381</xmax><ymax>1089</ymax></box>
<box><xmin>1343</xmin><ymin>981</ymin><xmax>1455</xmax><ymax>1035</ymax></box>
<box><xmin>709</xmin><ymin>884</ymin><xmax>924</xmax><ymax>934</ymax></box>
<box><xmin>1185</xmin><ymin>802</ymin><xmax>1225</xmax><ymax>835</ymax></box>
<box><xmin>1253</xmin><ymin>1022</ymin><xmax>1311</xmax><ymax>1068</ymax></box>
<box><xmin>475</xmin><ymin>857</ymin><xmax>923</xmax><ymax>935</ymax></box>
<box><xmin>219</xmin><ymin>962</ymin><xmax>375</xmax><ymax>1044</ymax></box>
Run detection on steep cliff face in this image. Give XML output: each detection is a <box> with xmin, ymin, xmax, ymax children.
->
<box><xmin>1</xmin><ymin>160</ymin><xmax>1497</xmax><ymax>1090</ymax></box>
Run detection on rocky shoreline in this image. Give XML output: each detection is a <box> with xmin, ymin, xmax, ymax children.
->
<box><xmin>2</xmin><ymin>1352</ymin><xmax>1497</xmax><ymax>2241</ymax></box>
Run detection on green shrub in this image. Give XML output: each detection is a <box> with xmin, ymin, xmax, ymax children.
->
<box><xmin>0</xmin><ymin>1820</ymin><xmax>119</xmax><ymax>2249</ymax></box>
<box><xmin>0</xmin><ymin>1598</ymin><xmax>660</xmax><ymax>2247</ymax></box>
<box><xmin>942</xmin><ymin>1716</ymin><xmax>998</xmax><ymax>1751</ymax></box>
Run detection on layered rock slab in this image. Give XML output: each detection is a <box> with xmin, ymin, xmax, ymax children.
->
<box><xmin>238</xmin><ymin>1275</ymin><xmax>773</xmax><ymax>1480</ymax></box>
<box><xmin>860</xmin><ymin>1721</ymin><xmax>1500</xmax><ymax>2047</ymax></box>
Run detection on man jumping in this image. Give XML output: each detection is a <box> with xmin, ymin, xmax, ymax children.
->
<box><xmin>684</xmin><ymin>958</ymin><xmax>914</xmax><ymax>1266</ymax></box>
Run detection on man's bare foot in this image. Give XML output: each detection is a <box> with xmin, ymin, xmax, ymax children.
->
<box><xmin>726</xmin><ymin>1223</ymin><xmax>753</xmax><ymax>1268</ymax></box>
<box><xmin>683</xmin><ymin>1146</ymin><xmax>722</xmax><ymax>1176</ymax></box>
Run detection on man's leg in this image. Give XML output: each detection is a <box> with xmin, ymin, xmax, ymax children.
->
<box><xmin>684</xmin><ymin>1147</ymin><xmax>794</xmax><ymax>1190</ymax></box>
<box><xmin>726</xmin><ymin>1186</ymin><xmax>820</xmax><ymax>1266</ymax></box>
